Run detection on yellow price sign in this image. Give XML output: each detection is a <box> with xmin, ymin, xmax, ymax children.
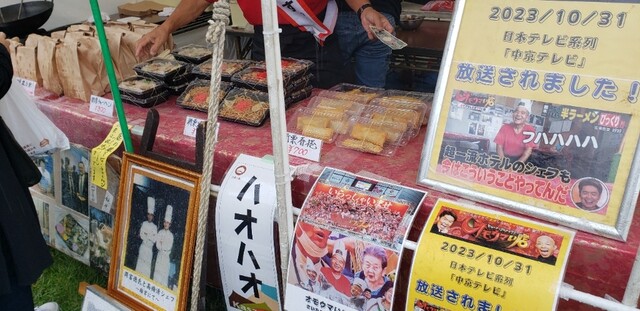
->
<box><xmin>90</xmin><ymin>123</ymin><xmax>127</xmax><ymax>189</ymax></box>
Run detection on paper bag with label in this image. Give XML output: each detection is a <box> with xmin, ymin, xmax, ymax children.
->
<box><xmin>37</xmin><ymin>36</ymin><xmax>64</xmax><ymax>95</ymax></box>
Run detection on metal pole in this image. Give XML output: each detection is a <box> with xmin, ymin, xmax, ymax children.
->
<box><xmin>89</xmin><ymin>0</ymin><xmax>134</xmax><ymax>153</ymax></box>
<box><xmin>259</xmin><ymin>0</ymin><xmax>295</xmax><ymax>300</ymax></box>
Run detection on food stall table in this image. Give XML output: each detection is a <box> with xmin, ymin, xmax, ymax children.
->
<box><xmin>33</xmin><ymin>89</ymin><xmax>640</xmax><ymax>310</ymax></box>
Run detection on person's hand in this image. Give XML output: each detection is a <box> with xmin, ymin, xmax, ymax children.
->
<box><xmin>135</xmin><ymin>25</ymin><xmax>170</xmax><ymax>59</ymax></box>
<box><xmin>360</xmin><ymin>9</ymin><xmax>394</xmax><ymax>40</ymax></box>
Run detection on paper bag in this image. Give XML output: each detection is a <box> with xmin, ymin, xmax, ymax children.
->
<box><xmin>56</xmin><ymin>40</ymin><xmax>91</xmax><ymax>101</ymax></box>
<box><xmin>51</xmin><ymin>30</ymin><xmax>66</xmax><ymax>40</ymax></box>
<box><xmin>8</xmin><ymin>39</ymin><xmax>21</xmax><ymax>75</ymax></box>
<box><xmin>67</xmin><ymin>23</ymin><xmax>94</xmax><ymax>34</ymax></box>
<box><xmin>16</xmin><ymin>45</ymin><xmax>43</xmax><ymax>85</ymax></box>
<box><xmin>37</xmin><ymin>36</ymin><xmax>64</xmax><ymax>95</ymax></box>
<box><xmin>18</xmin><ymin>34</ymin><xmax>43</xmax><ymax>85</ymax></box>
<box><xmin>0</xmin><ymin>32</ymin><xmax>9</xmax><ymax>51</ymax></box>
<box><xmin>104</xmin><ymin>27</ymin><xmax>137</xmax><ymax>80</ymax></box>
<box><xmin>131</xmin><ymin>22</ymin><xmax>174</xmax><ymax>51</ymax></box>
<box><xmin>77</xmin><ymin>37</ymin><xmax>110</xmax><ymax>97</ymax></box>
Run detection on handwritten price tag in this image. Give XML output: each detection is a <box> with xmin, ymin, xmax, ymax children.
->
<box><xmin>101</xmin><ymin>191</ymin><xmax>114</xmax><ymax>213</ymax></box>
<box><xmin>15</xmin><ymin>77</ymin><xmax>36</xmax><ymax>96</ymax></box>
<box><xmin>286</xmin><ymin>132</ymin><xmax>322</xmax><ymax>162</ymax></box>
<box><xmin>89</xmin><ymin>95</ymin><xmax>115</xmax><ymax>117</ymax></box>
<box><xmin>183</xmin><ymin>116</ymin><xmax>206</xmax><ymax>137</ymax></box>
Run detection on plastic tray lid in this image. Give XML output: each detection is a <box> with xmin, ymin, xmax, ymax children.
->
<box><xmin>231</xmin><ymin>66</ymin><xmax>294</xmax><ymax>92</ymax></box>
<box><xmin>316</xmin><ymin>89</ymin><xmax>379</xmax><ymax>105</ymax></box>
<box><xmin>289</xmin><ymin>107</ymin><xmax>343</xmax><ymax>143</ymax></box>
<box><xmin>121</xmin><ymin>89</ymin><xmax>170</xmax><ymax>109</ymax></box>
<box><xmin>133</xmin><ymin>58</ymin><xmax>190</xmax><ymax>83</ymax></box>
<box><xmin>219</xmin><ymin>87</ymin><xmax>271</xmax><ymax>127</ymax></box>
<box><xmin>285</xmin><ymin>85</ymin><xmax>313</xmax><ymax>107</ymax></box>
<box><xmin>118</xmin><ymin>75</ymin><xmax>167</xmax><ymax>98</ymax></box>
<box><xmin>328</xmin><ymin>82</ymin><xmax>385</xmax><ymax>94</ymax></box>
<box><xmin>220</xmin><ymin>59</ymin><xmax>255</xmax><ymax>80</ymax></box>
<box><xmin>374</xmin><ymin>89</ymin><xmax>433</xmax><ymax>125</ymax></box>
<box><xmin>171</xmin><ymin>44</ymin><xmax>212</xmax><ymax>64</ymax></box>
<box><xmin>191</xmin><ymin>59</ymin><xmax>212</xmax><ymax>79</ymax></box>
<box><xmin>335</xmin><ymin>116</ymin><xmax>401</xmax><ymax>157</ymax></box>
<box><xmin>177</xmin><ymin>79</ymin><xmax>232</xmax><ymax>112</ymax></box>
<box><xmin>362</xmin><ymin>117</ymin><xmax>411</xmax><ymax>146</ymax></box>
<box><xmin>252</xmin><ymin>57</ymin><xmax>313</xmax><ymax>78</ymax></box>
<box><xmin>362</xmin><ymin>105</ymin><xmax>422</xmax><ymax>139</ymax></box>
<box><xmin>307</xmin><ymin>96</ymin><xmax>366</xmax><ymax>117</ymax></box>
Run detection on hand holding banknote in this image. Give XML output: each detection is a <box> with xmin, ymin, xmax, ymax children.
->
<box><xmin>370</xmin><ymin>25</ymin><xmax>408</xmax><ymax>50</ymax></box>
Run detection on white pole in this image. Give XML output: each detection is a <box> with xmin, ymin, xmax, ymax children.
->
<box><xmin>622</xmin><ymin>245</ymin><xmax>640</xmax><ymax>307</ymax></box>
<box><xmin>259</xmin><ymin>0</ymin><xmax>295</xmax><ymax>300</ymax></box>
<box><xmin>561</xmin><ymin>283</ymin><xmax>640</xmax><ymax>311</ymax></box>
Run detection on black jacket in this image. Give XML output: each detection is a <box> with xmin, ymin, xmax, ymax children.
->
<box><xmin>0</xmin><ymin>44</ymin><xmax>53</xmax><ymax>295</ymax></box>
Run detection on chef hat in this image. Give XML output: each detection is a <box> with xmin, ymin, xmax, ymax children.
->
<box><xmin>147</xmin><ymin>196</ymin><xmax>155</xmax><ymax>214</ymax></box>
<box><xmin>517</xmin><ymin>99</ymin><xmax>533</xmax><ymax>113</ymax></box>
<box><xmin>305</xmin><ymin>257</ymin><xmax>315</xmax><ymax>271</ymax></box>
<box><xmin>164</xmin><ymin>205</ymin><xmax>173</xmax><ymax>223</ymax></box>
<box><xmin>332</xmin><ymin>240</ymin><xmax>347</xmax><ymax>259</ymax></box>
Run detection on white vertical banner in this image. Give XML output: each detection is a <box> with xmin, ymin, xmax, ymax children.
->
<box><xmin>216</xmin><ymin>154</ymin><xmax>282</xmax><ymax>310</ymax></box>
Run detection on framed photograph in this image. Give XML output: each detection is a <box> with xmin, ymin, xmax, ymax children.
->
<box><xmin>108</xmin><ymin>153</ymin><xmax>201</xmax><ymax>311</ymax></box>
<box><xmin>82</xmin><ymin>285</ymin><xmax>131</xmax><ymax>311</ymax></box>
<box><xmin>417</xmin><ymin>0</ymin><xmax>640</xmax><ymax>240</ymax></box>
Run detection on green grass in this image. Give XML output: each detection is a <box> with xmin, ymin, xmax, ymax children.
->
<box><xmin>32</xmin><ymin>248</ymin><xmax>226</xmax><ymax>310</ymax></box>
<box><xmin>33</xmin><ymin>249</ymin><xmax>107</xmax><ymax>311</ymax></box>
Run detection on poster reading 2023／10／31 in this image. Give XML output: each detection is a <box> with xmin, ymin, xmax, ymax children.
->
<box><xmin>407</xmin><ymin>199</ymin><xmax>574</xmax><ymax>311</ymax></box>
<box><xmin>418</xmin><ymin>0</ymin><xmax>640</xmax><ymax>240</ymax></box>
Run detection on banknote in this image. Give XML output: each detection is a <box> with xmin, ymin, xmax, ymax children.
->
<box><xmin>370</xmin><ymin>25</ymin><xmax>407</xmax><ymax>50</ymax></box>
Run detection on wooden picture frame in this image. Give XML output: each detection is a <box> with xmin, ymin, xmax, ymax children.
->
<box><xmin>108</xmin><ymin>153</ymin><xmax>201</xmax><ymax>311</ymax></box>
<box><xmin>82</xmin><ymin>285</ymin><xmax>131</xmax><ymax>311</ymax></box>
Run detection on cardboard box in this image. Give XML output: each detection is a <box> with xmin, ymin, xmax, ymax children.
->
<box><xmin>118</xmin><ymin>1</ymin><xmax>167</xmax><ymax>17</ymax></box>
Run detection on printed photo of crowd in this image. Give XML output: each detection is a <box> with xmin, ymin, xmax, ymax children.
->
<box><xmin>288</xmin><ymin>220</ymin><xmax>398</xmax><ymax>311</ymax></box>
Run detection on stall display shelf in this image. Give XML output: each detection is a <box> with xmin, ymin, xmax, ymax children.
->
<box><xmin>32</xmin><ymin>87</ymin><xmax>640</xmax><ymax>310</ymax></box>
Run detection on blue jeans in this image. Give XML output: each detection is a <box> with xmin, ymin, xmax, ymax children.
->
<box><xmin>334</xmin><ymin>11</ymin><xmax>395</xmax><ymax>88</ymax></box>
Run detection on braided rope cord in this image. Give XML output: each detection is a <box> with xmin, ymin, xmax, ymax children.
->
<box><xmin>189</xmin><ymin>2</ymin><xmax>230</xmax><ymax>310</ymax></box>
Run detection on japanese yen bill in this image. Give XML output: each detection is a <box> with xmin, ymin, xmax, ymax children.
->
<box><xmin>370</xmin><ymin>25</ymin><xmax>407</xmax><ymax>50</ymax></box>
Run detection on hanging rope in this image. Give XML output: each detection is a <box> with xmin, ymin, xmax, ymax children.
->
<box><xmin>190</xmin><ymin>2</ymin><xmax>230</xmax><ymax>310</ymax></box>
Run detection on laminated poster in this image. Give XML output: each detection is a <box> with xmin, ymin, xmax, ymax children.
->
<box><xmin>407</xmin><ymin>199</ymin><xmax>574</xmax><ymax>311</ymax></box>
<box><xmin>285</xmin><ymin>168</ymin><xmax>427</xmax><ymax>311</ymax></box>
<box><xmin>216</xmin><ymin>154</ymin><xmax>281</xmax><ymax>311</ymax></box>
<box><xmin>418</xmin><ymin>0</ymin><xmax>640</xmax><ymax>240</ymax></box>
